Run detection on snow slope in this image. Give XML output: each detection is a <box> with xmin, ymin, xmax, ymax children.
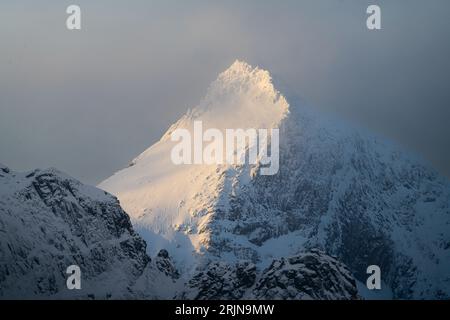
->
<box><xmin>99</xmin><ymin>61</ymin><xmax>450</xmax><ymax>299</ymax></box>
<box><xmin>100</xmin><ymin>61</ymin><xmax>289</xmax><ymax>272</ymax></box>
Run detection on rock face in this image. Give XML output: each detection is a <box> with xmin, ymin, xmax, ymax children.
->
<box><xmin>180</xmin><ymin>250</ymin><xmax>359</xmax><ymax>300</ymax></box>
<box><xmin>100</xmin><ymin>61</ymin><xmax>450</xmax><ymax>299</ymax></box>
<box><xmin>155</xmin><ymin>249</ymin><xmax>180</xmax><ymax>279</ymax></box>
<box><xmin>0</xmin><ymin>165</ymin><xmax>175</xmax><ymax>299</ymax></box>
<box><xmin>252</xmin><ymin>250</ymin><xmax>358</xmax><ymax>300</ymax></box>
<box><xmin>180</xmin><ymin>261</ymin><xmax>257</xmax><ymax>300</ymax></box>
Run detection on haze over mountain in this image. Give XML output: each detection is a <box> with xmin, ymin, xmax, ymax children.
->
<box><xmin>100</xmin><ymin>61</ymin><xmax>450</xmax><ymax>299</ymax></box>
<box><xmin>3</xmin><ymin>1</ymin><xmax>450</xmax><ymax>184</ymax></box>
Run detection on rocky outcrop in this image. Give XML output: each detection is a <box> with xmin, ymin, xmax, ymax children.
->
<box><xmin>179</xmin><ymin>261</ymin><xmax>256</xmax><ymax>300</ymax></box>
<box><xmin>155</xmin><ymin>249</ymin><xmax>180</xmax><ymax>279</ymax></box>
<box><xmin>251</xmin><ymin>250</ymin><xmax>359</xmax><ymax>300</ymax></box>
<box><xmin>179</xmin><ymin>250</ymin><xmax>359</xmax><ymax>300</ymax></box>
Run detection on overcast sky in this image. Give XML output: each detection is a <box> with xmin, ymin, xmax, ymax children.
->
<box><xmin>1</xmin><ymin>0</ymin><xmax>449</xmax><ymax>185</ymax></box>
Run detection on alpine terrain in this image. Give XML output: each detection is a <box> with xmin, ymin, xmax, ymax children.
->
<box><xmin>100</xmin><ymin>61</ymin><xmax>450</xmax><ymax>299</ymax></box>
<box><xmin>0</xmin><ymin>164</ymin><xmax>179</xmax><ymax>299</ymax></box>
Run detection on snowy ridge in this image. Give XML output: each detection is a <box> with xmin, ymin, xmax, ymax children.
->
<box><xmin>99</xmin><ymin>61</ymin><xmax>450</xmax><ymax>299</ymax></box>
<box><xmin>0</xmin><ymin>165</ymin><xmax>178</xmax><ymax>299</ymax></box>
<box><xmin>99</xmin><ymin>60</ymin><xmax>289</xmax><ymax>273</ymax></box>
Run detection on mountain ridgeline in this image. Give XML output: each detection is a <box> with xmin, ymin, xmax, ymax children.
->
<box><xmin>0</xmin><ymin>164</ymin><xmax>178</xmax><ymax>299</ymax></box>
<box><xmin>1</xmin><ymin>61</ymin><xmax>449</xmax><ymax>299</ymax></box>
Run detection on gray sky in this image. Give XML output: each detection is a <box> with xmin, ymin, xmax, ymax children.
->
<box><xmin>1</xmin><ymin>0</ymin><xmax>449</xmax><ymax>185</ymax></box>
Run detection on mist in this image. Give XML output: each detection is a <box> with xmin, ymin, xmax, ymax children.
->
<box><xmin>1</xmin><ymin>0</ymin><xmax>449</xmax><ymax>184</ymax></box>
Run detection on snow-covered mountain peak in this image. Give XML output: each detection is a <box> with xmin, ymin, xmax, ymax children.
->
<box><xmin>200</xmin><ymin>60</ymin><xmax>288</xmax><ymax>121</ymax></box>
<box><xmin>161</xmin><ymin>61</ymin><xmax>289</xmax><ymax>142</ymax></box>
<box><xmin>211</xmin><ymin>60</ymin><xmax>274</xmax><ymax>95</ymax></box>
<box><xmin>99</xmin><ymin>61</ymin><xmax>290</xmax><ymax>271</ymax></box>
<box><xmin>99</xmin><ymin>62</ymin><xmax>450</xmax><ymax>298</ymax></box>
<box><xmin>210</xmin><ymin>59</ymin><xmax>273</xmax><ymax>95</ymax></box>
<box><xmin>222</xmin><ymin>59</ymin><xmax>253</xmax><ymax>74</ymax></box>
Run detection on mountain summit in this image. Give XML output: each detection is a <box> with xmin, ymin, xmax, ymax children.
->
<box><xmin>99</xmin><ymin>61</ymin><xmax>450</xmax><ymax>299</ymax></box>
<box><xmin>99</xmin><ymin>61</ymin><xmax>290</xmax><ymax>271</ymax></box>
<box><xmin>161</xmin><ymin>59</ymin><xmax>289</xmax><ymax>141</ymax></box>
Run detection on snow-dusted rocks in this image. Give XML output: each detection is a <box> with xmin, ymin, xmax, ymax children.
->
<box><xmin>0</xmin><ymin>166</ymin><xmax>175</xmax><ymax>299</ymax></box>
<box><xmin>179</xmin><ymin>250</ymin><xmax>359</xmax><ymax>300</ymax></box>
<box><xmin>155</xmin><ymin>249</ymin><xmax>180</xmax><ymax>279</ymax></box>
<box><xmin>179</xmin><ymin>261</ymin><xmax>257</xmax><ymax>300</ymax></box>
<box><xmin>0</xmin><ymin>164</ymin><xmax>9</xmax><ymax>174</ymax></box>
<box><xmin>100</xmin><ymin>60</ymin><xmax>450</xmax><ymax>299</ymax></box>
<box><xmin>251</xmin><ymin>250</ymin><xmax>359</xmax><ymax>300</ymax></box>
